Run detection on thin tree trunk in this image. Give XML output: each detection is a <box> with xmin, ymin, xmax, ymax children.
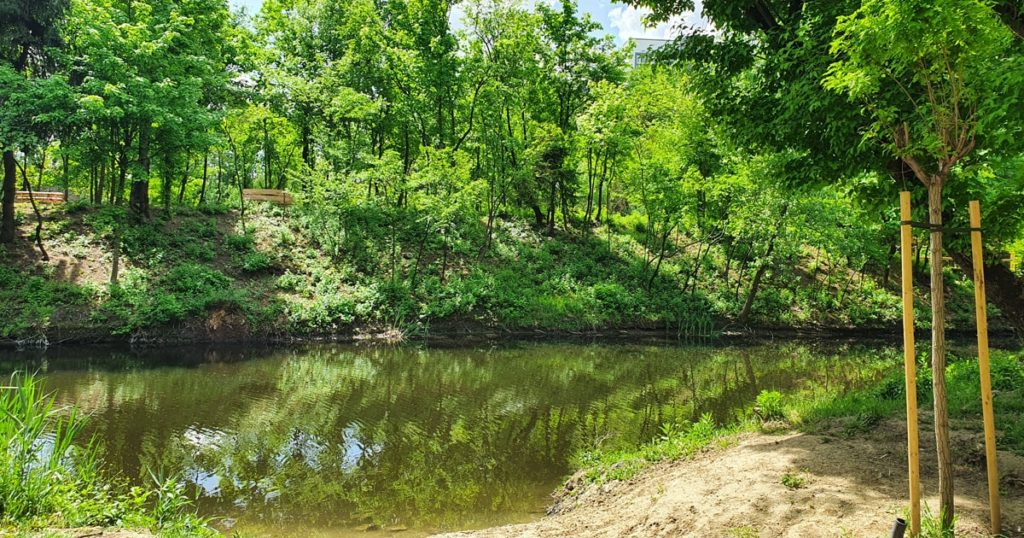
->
<box><xmin>1</xmin><ymin>151</ymin><xmax>16</xmax><ymax>243</ymax></box>
<box><xmin>927</xmin><ymin>179</ymin><xmax>954</xmax><ymax>529</ymax></box>
<box><xmin>62</xmin><ymin>153</ymin><xmax>70</xmax><ymax>200</ymax></box>
<box><xmin>739</xmin><ymin>205</ymin><xmax>788</xmax><ymax>322</ymax></box>
<box><xmin>98</xmin><ymin>159</ymin><xmax>106</xmax><ymax>205</ymax></box>
<box><xmin>20</xmin><ymin>158</ymin><xmax>48</xmax><ymax>260</ymax></box>
<box><xmin>178</xmin><ymin>153</ymin><xmax>192</xmax><ymax>204</ymax></box>
<box><xmin>738</xmin><ymin>239</ymin><xmax>775</xmax><ymax>324</ymax></box>
<box><xmin>110</xmin><ymin>224</ymin><xmax>121</xmax><ymax>285</ymax></box>
<box><xmin>215</xmin><ymin>151</ymin><xmax>223</xmax><ymax>204</ymax></box>
<box><xmin>89</xmin><ymin>163</ymin><xmax>96</xmax><ymax>203</ymax></box>
<box><xmin>584</xmin><ymin>147</ymin><xmax>594</xmax><ymax>222</ymax></box>
<box><xmin>595</xmin><ymin>152</ymin><xmax>608</xmax><ymax>223</ymax></box>
<box><xmin>883</xmin><ymin>241</ymin><xmax>897</xmax><ymax>286</ymax></box>
<box><xmin>198</xmin><ymin>153</ymin><xmax>209</xmax><ymax>205</ymax></box>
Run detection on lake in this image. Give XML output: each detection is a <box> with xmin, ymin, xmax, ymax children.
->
<box><xmin>1</xmin><ymin>341</ymin><xmax>905</xmax><ymax>536</ymax></box>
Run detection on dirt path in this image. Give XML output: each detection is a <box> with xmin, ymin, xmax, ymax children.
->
<box><xmin>439</xmin><ymin>420</ymin><xmax>1024</xmax><ymax>537</ymax></box>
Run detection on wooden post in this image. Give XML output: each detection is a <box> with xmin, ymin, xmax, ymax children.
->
<box><xmin>969</xmin><ymin>200</ymin><xmax>1000</xmax><ymax>534</ymax></box>
<box><xmin>899</xmin><ymin>191</ymin><xmax>921</xmax><ymax>537</ymax></box>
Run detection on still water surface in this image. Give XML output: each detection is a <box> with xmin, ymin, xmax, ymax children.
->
<box><xmin>2</xmin><ymin>341</ymin><xmax>904</xmax><ymax>536</ymax></box>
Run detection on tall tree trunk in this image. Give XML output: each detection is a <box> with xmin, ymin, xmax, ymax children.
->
<box><xmin>1</xmin><ymin>151</ymin><xmax>16</xmax><ymax>243</ymax></box>
<box><xmin>198</xmin><ymin>153</ymin><xmax>209</xmax><ymax>205</ymax></box>
<box><xmin>532</xmin><ymin>204</ymin><xmax>544</xmax><ymax>226</ymax></box>
<box><xmin>301</xmin><ymin>122</ymin><xmax>312</xmax><ymax>169</ymax></box>
<box><xmin>546</xmin><ymin>181</ymin><xmax>556</xmax><ymax>235</ymax></box>
<box><xmin>646</xmin><ymin>225</ymin><xmax>673</xmax><ymax>290</ymax></box>
<box><xmin>110</xmin><ymin>224</ymin><xmax>121</xmax><ymax>285</ymax></box>
<box><xmin>129</xmin><ymin>124</ymin><xmax>150</xmax><ymax>216</ymax></box>
<box><xmin>215</xmin><ymin>151</ymin><xmax>223</xmax><ymax>204</ymax></box>
<box><xmin>89</xmin><ymin>163</ymin><xmax>96</xmax><ymax>203</ymax></box>
<box><xmin>97</xmin><ymin>159</ymin><xmax>106</xmax><ymax>205</ymax></box>
<box><xmin>595</xmin><ymin>152</ymin><xmax>608</xmax><ymax>223</ymax></box>
<box><xmin>927</xmin><ymin>179</ymin><xmax>954</xmax><ymax>529</ymax></box>
<box><xmin>263</xmin><ymin>117</ymin><xmax>272</xmax><ymax>188</ymax></box>
<box><xmin>62</xmin><ymin>153</ymin><xmax>70</xmax><ymax>200</ymax></box>
<box><xmin>178</xmin><ymin>153</ymin><xmax>192</xmax><ymax>204</ymax></box>
<box><xmin>584</xmin><ymin>147</ymin><xmax>594</xmax><ymax>222</ymax></box>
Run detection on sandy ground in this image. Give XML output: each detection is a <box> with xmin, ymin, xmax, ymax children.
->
<box><xmin>438</xmin><ymin>419</ymin><xmax>1024</xmax><ymax>538</ymax></box>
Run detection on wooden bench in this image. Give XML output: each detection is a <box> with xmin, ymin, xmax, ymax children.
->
<box><xmin>15</xmin><ymin>191</ymin><xmax>66</xmax><ymax>204</ymax></box>
<box><xmin>242</xmin><ymin>188</ymin><xmax>293</xmax><ymax>206</ymax></box>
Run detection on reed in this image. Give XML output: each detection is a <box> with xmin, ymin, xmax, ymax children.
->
<box><xmin>0</xmin><ymin>372</ymin><xmax>98</xmax><ymax>523</ymax></box>
<box><xmin>0</xmin><ymin>373</ymin><xmax>215</xmax><ymax>535</ymax></box>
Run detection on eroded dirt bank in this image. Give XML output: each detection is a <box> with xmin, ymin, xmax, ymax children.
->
<box><xmin>439</xmin><ymin>420</ymin><xmax>1024</xmax><ymax>537</ymax></box>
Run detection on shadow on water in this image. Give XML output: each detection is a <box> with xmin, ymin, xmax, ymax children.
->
<box><xmin>0</xmin><ymin>341</ymin><xmax>922</xmax><ymax>536</ymax></box>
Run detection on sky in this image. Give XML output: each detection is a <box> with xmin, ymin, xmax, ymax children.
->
<box><xmin>227</xmin><ymin>0</ymin><xmax>704</xmax><ymax>45</ymax></box>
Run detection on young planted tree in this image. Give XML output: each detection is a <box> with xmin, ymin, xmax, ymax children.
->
<box><xmin>824</xmin><ymin>0</ymin><xmax>1015</xmax><ymax>528</ymax></box>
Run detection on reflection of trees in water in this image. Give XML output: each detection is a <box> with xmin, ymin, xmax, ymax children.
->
<box><xmin>24</xmin><ymin>343</ymin><xmax>897</xmax><ymax>531</ymax></box>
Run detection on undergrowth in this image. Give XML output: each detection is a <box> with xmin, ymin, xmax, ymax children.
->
<box><xmin>570</xmin><ymin>414</ymin><xmax>753</xmax><ymax>485</ymax></box>
<box><xmin>0</xmin><ymin>204</ymin><xmax>992</xmax><ymax>340</ymax></box>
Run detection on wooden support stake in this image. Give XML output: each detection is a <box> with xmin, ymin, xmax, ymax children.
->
<box><xmin>969</xmin><ymin>200</ymin><xmax>1000</xmax><ymax>535</ymax></box>
<box><xmin>899</xmin><ymin>192</ymin><xmax>921</xmax><ymax>537</ymax></box>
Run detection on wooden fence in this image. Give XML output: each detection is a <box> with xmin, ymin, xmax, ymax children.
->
<box><xmin>242</xmin><ymin>188</ymin><xmax>293</xmax><ymax>205</ymax></box>
<box><xmin>15</xmin><ymin>191</ymin><xmax>66</xmax><ymax>204</ymax></box>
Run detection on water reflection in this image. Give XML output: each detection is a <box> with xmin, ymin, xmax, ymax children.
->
<box><xmin>2</xmin><ymin>342</ymin><xmax>899</xmax><ymax>536</ymax></box>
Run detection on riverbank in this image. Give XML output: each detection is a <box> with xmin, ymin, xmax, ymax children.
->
<box><xmin>440</xmin><ymin>350</ymin><xmax>1024</xmax><ymax>537</ymax></box>
<box><xmin>438</xmin><ymin>421</ymin><xmax>1024</xmax><ymax>538</ymax></box>
<box><xmin>5</xmin><ymin>203</ymin><xmax>998</xmax><ymax>347</ymax></box>
<box><xmin>3</xmin><ymin>319</ymin><xmax>1017</xmax><ymax>349</ymax></box>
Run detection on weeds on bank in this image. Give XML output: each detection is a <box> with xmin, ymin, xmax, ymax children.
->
<box><xmin>571</xmin><ymin>414</ymin><xmax>754</xmax><ymax>485</ymax></box>
<box><xmin>570</xmin><ymin>351</ymin><xmax>1024</xmax><ymax>491</ymax></box>
<box><xmin>780</xmin><ymin>471</ymin><xmax>806</xmax><ymax>490</ymax></box>
<box><xmin>3</xmin><ymin>205</ymin><xmax>917</xmax><ymax>340</ymax></box>
<box><xmin>784</xmin><ymin>351</ymin><xmax>1024</xmax><ymax>454</ymax></box>
<box><xmin>0</xmin><ymin>373</ymin><xmax>215</xmax><ymax>536</ymax></box>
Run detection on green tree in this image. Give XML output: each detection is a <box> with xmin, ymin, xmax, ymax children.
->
<box><xmin>0</xmin><ymin>0</ymin><xmax>70</xmax><ymax>242</ymax></box>
<box><xmin>67</xmin><ymin>0</ymin><xmax>230</xmax><ymax>216</ymax></box>
<box><xmin>823</xmin><ymin>0</ymin><xmax>1016</xmax><ymax>527</ymax></box>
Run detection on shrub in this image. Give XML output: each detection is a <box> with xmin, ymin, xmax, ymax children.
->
<box><xmin>755</xmin><ymin>390</ymin><xmax>786</xmax><ymax>421</ymax></box>
<box><xmin>0</xmin><ymin>266</ymin><xmax>92</xmax><ymax>338</ymax></box>
<box><xmin>781</xmin><ymin>471</ymin><xmax>806</xmax><ymax>489</ymax></box>
<box><xmin>95</xmin><ymin>265</ymin><xmax>241</xmax><ymax>332</ymax></box>
<box><xmin>182</xmin><ymin>240</ymin><xmax>216</xmax><ymax>262</ymax></box>
<box><xmin>225</xmin><ymin>233</ymin><xmax>255</xmax><ymax>252</ymax></box>
<box><xmin>240</xmin><ymin>251</ymin><xmax>274</xmax><ymax>273</ymax></box>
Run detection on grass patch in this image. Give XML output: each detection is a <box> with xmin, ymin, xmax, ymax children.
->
<box><xmin>786</xmin><ymin>351</ymin><xmax>1024</xmax><ymax>454</ymax></box>
<box><xmin>781</xmin><ymin>471</ymin><xmax>806</xmax><ymax>490</ymax></box>
<box><xmin>0</xmin><ymin>266</ymin><xmax>92</xmax><ymax>339</ymax></box>
<box><xmin>571</xmin><ymin>414</ymin><xmax>753</xmax><ymax>485</ymax></box>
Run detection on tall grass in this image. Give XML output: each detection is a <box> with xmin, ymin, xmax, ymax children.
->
<box><xmin>0</xmin><ymin>373</ymin><xmax>215</xmax><ymax>536</ymax></box>
<box><xmin>0</xmin><ymin>373</ymin><xmax>98</xmax><ymax>522</ymax></box>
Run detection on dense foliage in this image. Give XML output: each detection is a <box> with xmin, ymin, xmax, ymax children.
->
<box><xmin>5</xmin><ymin>0</ymin><xmax>1020</xmax><ymax>341</ymax></box>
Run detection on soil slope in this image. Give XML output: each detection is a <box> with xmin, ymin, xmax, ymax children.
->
<box><xmin>439</xmin><ymin>420</ymin><xmax>1024</xmax><ymax>537</ymax></box>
